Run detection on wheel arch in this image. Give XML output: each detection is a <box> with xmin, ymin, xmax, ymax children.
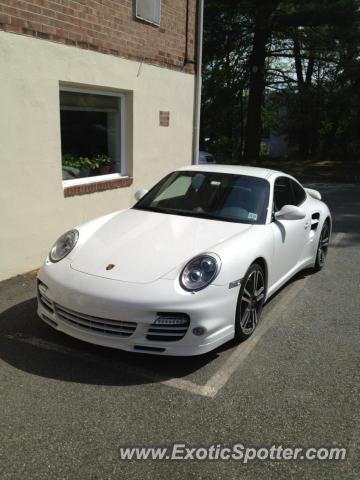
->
<box><xmin>324</xmin><ymin>215</ymin><xmax>332</xmax><ymax>231</ymax></box>
<box><xmin>319</xmin><ymin>214</ymin><xmax>332</xmax><ymax>242</ymax></box>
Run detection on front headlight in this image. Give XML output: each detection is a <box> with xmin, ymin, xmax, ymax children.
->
<box><xmin>180</xmin><ymin>254</ymin><xmax>220</xmax><ymax>291</ymax></box>
<box><xmin>49</xmin><ymin>229</ymin><xmax>79</xmax><ymax>263</ymax></box>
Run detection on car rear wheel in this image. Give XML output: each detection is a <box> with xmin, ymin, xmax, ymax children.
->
<box><xmin>234</xmin><ymin>263</ymin><xmax>265</xmax><ymax>343</ymax></box>
<box><xmin>314</xmin><ymin>221</ymin><xmax>330</xmax><ymax>271</ymax></box>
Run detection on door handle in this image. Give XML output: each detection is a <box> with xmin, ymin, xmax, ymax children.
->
<box><xmin>304</xmin><ymin>221</ymin><xmax>310</xmax><ymax>229</ymax></box>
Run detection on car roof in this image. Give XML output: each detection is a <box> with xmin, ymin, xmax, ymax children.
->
<box><xmin>177</xmin><ymin>164</ymin><xmax>282</xmax><ymax>179</ymax></box>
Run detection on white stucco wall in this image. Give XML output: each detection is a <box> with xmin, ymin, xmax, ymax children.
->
<box><xmin>0</xmin><ymin>31</ymin><xmax>195</xmax><ymax>281</ymax></box>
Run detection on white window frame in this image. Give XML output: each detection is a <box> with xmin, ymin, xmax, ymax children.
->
<box><xmin>60</xmin><ymin>86</ymin><xmax>127</xmax><ymax>188</ymax></box>
<box><xmin>135</xmin><ymin>0</ymin><xmax>161</xmax><ymax>27</ymax></box>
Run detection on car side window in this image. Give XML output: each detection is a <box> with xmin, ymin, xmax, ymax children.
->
<box><xmin>273</xmin><ymin>177</ymin><xmax>294</xmax><ymax>211</ymax></box>
<box><xmin>291</xmin><ymin>179</ymin><xmax>306</xmax><ymax>206</ymax></box>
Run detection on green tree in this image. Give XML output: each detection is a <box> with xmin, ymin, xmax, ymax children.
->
<box><xmin>202</xmin><ymin>0</ymin><xmax>360</xmax><ymax>162</ymax></box>
<box><xmin>201</xmin><ymin>0</ymin><xmax>253</xmax><ymax>162</ymax></box>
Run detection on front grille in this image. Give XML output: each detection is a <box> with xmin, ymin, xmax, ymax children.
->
<box><xmin>146</xmin><ymin>313</ymin><xmax>190</xmax><ymax>342</ymax></box>
<box><xmin>38</xmin><ymin>282</ymin><xmax>55</xmax><ymax>314</ymax></box>
<box><xmin>55</xmin><ymin>304</ymin><xmax>137</xmax><ymax>337</ymax></box>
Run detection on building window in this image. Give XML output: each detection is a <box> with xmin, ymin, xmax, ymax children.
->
<box><xmin>135</xmin><ymin>0</ymin><xmax>161</xmax><ymax>26</ymax></box>
<box><xmin>60</xmin><ymin>88</ymin><xmax>124</xmax><ymax>181</ymax></box>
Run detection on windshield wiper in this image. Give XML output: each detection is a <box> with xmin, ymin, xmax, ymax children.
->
<box><xmin>133</xmin><ymin>206</ymin><xmax>175</xmax><ymax>214</ymax></box>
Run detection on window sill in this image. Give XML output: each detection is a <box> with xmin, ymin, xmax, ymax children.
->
<box><xmin>63</xmin><ymin>174</ymin><xmax>132</xmax><ymax>197</ymax></box>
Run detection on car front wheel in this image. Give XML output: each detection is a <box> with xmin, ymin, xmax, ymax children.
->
<box><xmin>234</xmin><ymin>263</ymin><xmax>265</xmax><ymax>343</ymax></box>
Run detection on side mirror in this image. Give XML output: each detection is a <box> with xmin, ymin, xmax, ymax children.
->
<box><xmin>134</xmin><ymin>189</ymin><xmax>148</xmax><ymax>201</ymax></box>
<box><xmin>275</xmin><ymin>204</ymin><xmax>306</xmax><ymax>221</ymax></box>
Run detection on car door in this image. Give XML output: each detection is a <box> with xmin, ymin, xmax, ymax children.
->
<box><xmin>269</xmin><ymin>176</ymin><xmax>308</xmax><ymax>287</ymax></box>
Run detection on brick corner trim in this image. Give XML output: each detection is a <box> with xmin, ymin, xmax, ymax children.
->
<box><xmin>64</xmin><ymin>177</ymin><xmax>133</xmax><ymax>197</ymax></box>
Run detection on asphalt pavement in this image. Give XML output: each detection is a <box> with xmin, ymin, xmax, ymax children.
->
<box><xmin>0</xmin><ymin>183</ymin><xmax>359</xmax><ymax>479</ymax></box>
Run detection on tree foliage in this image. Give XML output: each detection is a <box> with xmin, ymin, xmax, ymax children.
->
<box><xmin>201</xmin><ymin>0</ymin><xmax>360</xmax><ymax>162</ymax></box>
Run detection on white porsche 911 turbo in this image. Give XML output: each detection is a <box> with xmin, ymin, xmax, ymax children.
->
<box><xmin>37</xmin><ymin>165</ymin><xmax>331</xmax><ymax>356</ymax></box>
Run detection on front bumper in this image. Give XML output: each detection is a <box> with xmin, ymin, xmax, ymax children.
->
<box><xmin>37</xmin><ymin>260</ymin><xmax>238</xmax><ymax>356</ymax></box>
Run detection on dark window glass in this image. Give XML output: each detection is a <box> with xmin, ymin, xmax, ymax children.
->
<box><xmin>291</xmin><ymin>179</ymin><xmax>306</xmax><ymax>206</ymax></box>
<box><xmin>134</xmin><ymin>171</ymin><xmax>270</xmax><ymax>224</ymax></box>
<box><xmin>60</xmin><ymin>92</ymin><xmax>119</xmax><ymax>110</ymax></box>
<box><xmin>136</xmin><ymin>0</ymin><xmax>161</xmax><ymax>26</ymax></box>
<box><xmin>60</xmin><ymin>111</ymin><xmax>108</xmax><ymax>158</ymax></box>
<box><xmin>60</xmin><ymin>90</ymin><xmax>121</xmax><ymax>181</ymax></box>
<box><xmin>274</xmin><ymin>177</ymin><xmax>295</xmax><ymax>210</ymax></box>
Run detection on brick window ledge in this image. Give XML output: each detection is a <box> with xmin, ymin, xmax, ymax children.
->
<box><xmin>64</xmin><ymin>177</ymin><xmax>133</xmax><ymax>197</ymax></box>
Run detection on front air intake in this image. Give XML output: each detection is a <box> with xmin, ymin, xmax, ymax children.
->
<box><xmin>55</xmin><ymin>304</ymin><xmax>137</xmax><ymax>338</ymax></box>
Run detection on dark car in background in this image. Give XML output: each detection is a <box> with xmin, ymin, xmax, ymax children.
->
<box><xmin>199</xmin><ymin>151</ymin><xmax>216</xmax><ymax>164</ymax></box>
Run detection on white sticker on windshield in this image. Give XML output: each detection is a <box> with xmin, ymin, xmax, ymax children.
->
<box><xmin>248</xmin><ymin>212</ymin><xmax>258</xmax><ymax>221</ymax></box>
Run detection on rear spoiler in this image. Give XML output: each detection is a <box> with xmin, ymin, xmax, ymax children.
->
<box><xmin>305</xmin><ymin>188</ymin><xmax>322</xmax><ymax>201</ymax></box>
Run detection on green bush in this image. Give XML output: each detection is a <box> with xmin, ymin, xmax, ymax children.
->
<box><xmin>62</xmin><ymin>154</ymin><xmax>112</xmax><ymax>171</ymax></box>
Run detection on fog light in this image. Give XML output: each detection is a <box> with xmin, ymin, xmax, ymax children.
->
<box><xmin>192</xmin><ymin>327</ymin><xmax>205</xmax><ymax>336</ymax></box>
<box><xmin>154</xmin><ymin>317</ymin><xmax>188</xmax><ymax>326</ymax></box>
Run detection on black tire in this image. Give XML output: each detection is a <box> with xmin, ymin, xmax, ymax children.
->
<box><xmin>314</xmin><ymin>220</ymin><xmax>330</xmax><ymax>271</ymax></box>
<box><xmin>234</xmin><ymin>263</ymin><xmax>266</xmax><ymax>343</ymax></box>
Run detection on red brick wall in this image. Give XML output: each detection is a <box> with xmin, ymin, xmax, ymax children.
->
<box><xmin>0</xmin><ymin>0</ymin><xmax>197</xmax><ymax>73</ymax></box>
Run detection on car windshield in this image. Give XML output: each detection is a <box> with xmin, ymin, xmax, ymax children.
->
<box><xmin>134</xmin><ymin>171</ymin><xmax>270</xmax><ymax>224</ymax></box>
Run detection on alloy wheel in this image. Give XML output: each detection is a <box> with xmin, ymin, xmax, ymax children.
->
<box><xmin>240</xmin><ymin>268</ymin><xmax>265</xmax><ymax>335</ymax></box>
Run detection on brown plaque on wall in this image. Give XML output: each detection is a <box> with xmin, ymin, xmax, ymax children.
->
<box><xmin>159</xmin><ymin>111</ymin><xmax>170</xmax><ymax>127</ymax></box>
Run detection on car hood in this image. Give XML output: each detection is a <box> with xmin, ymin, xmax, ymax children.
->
<box><xmin>70</xmin><ymin>208</ymin><xmax>252</xmax><ymax>283</ymax></box>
